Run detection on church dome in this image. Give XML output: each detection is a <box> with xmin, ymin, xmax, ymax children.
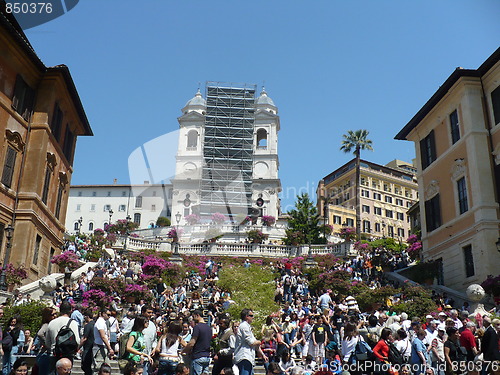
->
<box><xmin>255</xmin><ymin>88</ymin><xmax>275</xmax><ymax>107</ymax></box>
<box><xmin>182</xmin><ymin>89</ymin><xmax>206</xmax><ymax>114</ymax></box>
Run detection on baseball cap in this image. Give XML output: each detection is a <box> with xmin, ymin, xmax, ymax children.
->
<box><xmin>426</xmin><ymin>315</ymin><xmax>433</xmax><ymax>319</ymax></box>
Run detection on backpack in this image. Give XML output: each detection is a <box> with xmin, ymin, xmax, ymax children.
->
<box><xmin>1</xmin><ymin>331</ymin><xmax>13</xmax><ymax>353</ymax></box>
<box><xmin>54</xmin><ymin>318</ymin><xmax>78</xmax><ymax>358</ymax></box>
<box><xmin>388</xmin><ymin>342</ymin><xmax>404</xmax><ymax>365</ymax></box>
<box><xmin>354</xmin><ymin>337</ymin><xmax>373</xmax><ymax>361</ymax></box>
<box><xmin>118</xmin><ymin>332</ymin><xmax>130</xmax><ymax>359</ymax></box>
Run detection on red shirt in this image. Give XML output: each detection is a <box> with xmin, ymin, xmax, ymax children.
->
<box><xmin>459</xmin><ymin>328</ymin><xmax>476</xmax><ymax>350</ymax></box>
<box><xmin>373</xmin><ymin>340</ymin><xmax>390</xmax><ymax>361</ymax></box>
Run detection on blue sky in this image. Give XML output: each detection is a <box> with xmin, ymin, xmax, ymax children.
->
<box><xmin>24</xmin><ymin>0</ymin><xmax>500</xmax><ymax>212</ymax></box>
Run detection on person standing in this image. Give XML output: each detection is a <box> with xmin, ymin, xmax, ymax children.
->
<box><xmin>182</xmin><ymin>310</ymin><xmax>212</xmax><ymax>375</ymax></box>
<box><xmin>80</xmin><ymin>310</ymin><xmax>95</xmax><ymax>375</ymax></box>
<box><xmin>92</xmin><ymin>308</ymin><xmax>114</xmax><ymax>371</ymax></box>
<box><xmin>481</xmin><ymin>316</ymin><xmax>500</xmax><ymax>372</ymax></box>
<box><xmin>212</xmin><ymin>318</ymin><xmax>234</xmax><ymax>375</ymax></box>
<box><xmin>45</xmin><ymin>301</ymin><xmax>80</xmax><ymax>373</ymax></box>
<box><xmin>234</xmin><ymin>309</ymin><xmax>268</xmax><ymax>375</ymax></box>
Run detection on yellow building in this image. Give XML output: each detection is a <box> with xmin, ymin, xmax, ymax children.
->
<box><xmin>317</xmin><ymin>159</ymin><xmax>418</xmax><ymax>241</ymax></box>
<box><xmin>395</xmin><ymin>48</ymin><xmax>500</xmax><ymax>292</ymax></box>
<box><xmin>0</xmin><ymin>9</ymin><xmax>92</xmax><ymax>283</ymax></box>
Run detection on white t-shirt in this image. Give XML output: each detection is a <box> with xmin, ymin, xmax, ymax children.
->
<box><xmin>93</xmin><ymin>317</ymin><xmax>109</xmax><ymax>346</ymax></box>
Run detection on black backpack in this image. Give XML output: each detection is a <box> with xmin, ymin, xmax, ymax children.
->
<box><xmin>388</xmin><ymin>342</ymin><xmax>404</xmax><ymax>365</ymax></box>
<box><xmin>54</xmin><ymin>318</ymin><xmax>78</xmax><ymax>358</ymax></box>
<box><xmin>1</xmin><ymin>331</ymin><xmax>13</xmax><ymax>353</ymax></box>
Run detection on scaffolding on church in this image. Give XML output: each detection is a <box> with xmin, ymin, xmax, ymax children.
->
<box><xmin>199</xmin><ymin>82</ymin><xmax>256</xmax><ymax>220</ymax></box>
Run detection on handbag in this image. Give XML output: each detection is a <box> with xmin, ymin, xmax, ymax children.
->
<box><xmin>355</xmin><ymin>337</ymin><xmax>373</xmax><ymax>361</ymax></box>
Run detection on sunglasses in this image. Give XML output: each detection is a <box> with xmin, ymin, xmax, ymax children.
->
<box><xmin>248</xmin><ymin>314</ymin><xmax>254</xmax><ymax>317</ymax></box>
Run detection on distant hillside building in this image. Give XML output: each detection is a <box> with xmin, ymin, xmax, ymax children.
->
<box><xmin>395</xmin><ymin>48</ymin><xmax>500</xmax><ymax>292</ymax></box>
<box><xmin>66</xmin><ymin>183</ymin><xmax>173</xmax><ymax>234</ymax></box>
<box><xmin>0</xmin><ymin>8</ymin><xmax>92</xmax><ymax>282</ymax></box>
<box><xmin>171</xmin><ymin>82</ymin><xmax>281</xmax><ymax>224</ymax></box>
<box><xmin>317</xmin><ymin>159</ymin><xmax>418</xmax><ymax>241</ymax></box>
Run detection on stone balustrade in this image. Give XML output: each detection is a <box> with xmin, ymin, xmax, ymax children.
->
<box><xmin>116</xmin><ymin>237</ymin><xmax>354</xmax><ymax>258</ymax></box>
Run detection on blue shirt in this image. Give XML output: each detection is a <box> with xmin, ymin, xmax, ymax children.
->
<box><xmin>411</xmin><ymin>337</ymin><xmax>429</xmax><ymax>364</ymax></box>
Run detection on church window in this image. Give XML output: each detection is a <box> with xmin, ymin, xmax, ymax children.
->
<box><xmin>257</xmin><ymin>128</ymin><xmax>267</xmax><ymax>149</ymax></box>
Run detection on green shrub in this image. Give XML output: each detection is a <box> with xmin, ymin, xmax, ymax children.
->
<box><xmin>4</xmin><ymin>300</ymin><xmax>48</xmax><ymax>333</ymax></box>
<box><xmin>392</xmin><ymin>286</ymin><xmax>436</xmax><ymax>320</ymax></box>
<box><xmin>217</xmin><ymin>265</ymin><xmax>278</xmax><ymax>336</ymax></box>
<box><xmin>156</xmin><ymin>217</ymin><xmax>171</xmax><ymax>227</ymax></box>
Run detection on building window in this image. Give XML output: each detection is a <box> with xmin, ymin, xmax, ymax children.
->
<box><xmin>187</xmin><ymin>130</ymin><xmax>199</xmax><ymax>149</ymax></box>
<box><xmin>55</xmin><ymin>185</ymin><xmax>64</xmax><ymax>219</ymax></box>
<box><xmin>384</xmin><ymin>184</ymin><xmax>391</xmax><ymax>192</ymax></box>
<box><xmin>385</xmin><ymin>210</ymin><xmax>393</xmax><ymax>218</ymax></box>
<box><xmin>333</xmin><ymin>215</ymin><xmax>341</xmax><ymax>225</ymax></box>
<box><xmin>151</xmin><ymin>204</ymin><xmax>156</xmax><ymax>211</ymax></box>
<box><xmin>92</xmin><ymin>191</ymin><xmax>96</xmax><ymax>197</ymax></box>
<box><xmin>48</xmin><ymin>247</ymin><xmax>55</xmax><ymax>274</ymax></box>
<box><xmin>135</xmin><ymin>196</ymin><xmax>142</xmax><ymax>208</ymax></box>
<box><xmin>346</xmin><ymin>218</ymin><xmax>354</xmax><ymax>227</ymax></box>
<box><xmin>420</xmin><ymin>130</ymin><xmax>437</xmax><ymax>169</ymax></box>
<box><xmin>88</xmin><ymin>222</ymin><xmax>94</xmax><ymax>231</ymax></box>
<box><xmin>12</xmin><ymin>75</ymin><xmax>35</xmax><ymax>120</ymax></box>
<box><xmin>50</xmin><ymin>103</ymin><xmax>63</xmax><ymax>142</ymax></box>
<box><xmin>406</xmin><ymin>201</ymin><xmax>412</xmax><ymax>208</ymax></box>
<box><xmin>362</xmin><ymin>205</ymin><xmax>370</xmax><ymax>214</ymax></box>
<box><xmin>388</xmin><ymin>226</ymin><xmax>394</xmax><ymax>237</ymax></box>
<box><xmin>345</xmin><ymin>193</ymin><xmax>350</xmax><ymax>200</ymax></box>
<box><xmin>41</xmin><ymin>167</ymin><xmax>51</xmax><ymax>204</ymax></box>
<box><xmin>73</xmin><ymin>222</ymin><xmax>79</xmax><ymax>231</ymax></box>
<box><xmin>1</xmin><ymin>146</ymin><xmax>17</xmax><ymax>188</ymax></box>
<box><xmin>256</xmin><ymin>128</ymin><xmax>267</xmax><ymax>149</ymax></box>
<box><xmin>396</xmin><ymin>198</ymin><xmax>404</xmax><ymax>206</ymax></box>
<box><xmin>425</xmin><ymin>194</ymin><xmax>441</xmax><ymax>232</ymax></box>
<box><xmin>76</xmin><ymin>204</ymin><xmax>81</xmax><ymax>212</ymax></box>
<box><xmin>32</xmin><ymin>234</ymin><xmax>42</xmax><ymax>265</ymax></box>
<box><xmin>397</xmin><ymin>228</ymin><xmax>405</xmax><ymax>238</ymax></box>
<box><xmin>463</xmin><ymin>245</ymin><xmax>475</xmax><ymax>278</ymax></box>
<box><xmin>375</xmin><ymin>223</ymin><xmax>381</xmax><ymax>232</ymax></box>
<box><xmin>363</xmin><ymin>220</ymin><xmax>371</xmax><ymax>233</ymax></box>
<box><xmin>122</xmin><ymin>191</ymin><xmax>127</xmax><ymax>197</ymax></box>
<box><xmin>450</xmin><ymin>110</ymin><xmax>460</xmax><ymax>144</ymax></box>
<box><xmin>361</xmin><ymin>189</ymin><xmax>369</xmax><ymax>198</ymax></box>
<box><xmin>492</xmin><ymin>85</ymin><xmax>500</xmax><ymax>125</ymax></box>
<box><xmin>104</xmin><ymin>204</ymin><xmax>111</xmax><ymax>212</ymax></box>
<box><xmin>397</xmin><ymin>212</ymin><xmax>404</xmax><ymax>221</ymax></box>
<box><xmin>457</xmin><ymin>177</ymin><xmax>468</xmax><ymax>214</ymax></box>
<box><xmin>152</xmin><ymin>191</ymin><xmax>157</xmax><ymax>197</ymax></box>
<box><xmin>385</xmin><ymin>196</ymin><xmax>393</xmax><ymax>204</ymax></box>
<box><xmin>119</xmin><ymin>205</ymin><xmax>126</xmax><ymax>212</ymax></box>
<box><xmin>78</xmin><ymin>191</ymin><xmax>82</xmax><ymax>197</ymax></box>
<box><xmin>90</xmin><ymin>204</ymin><xmax>95</xmax><ymax>212</ymax></box>
<box><xmin>107</xmin><ymin>191</ymin><xmax>111</xmax><ymax>197</ymax></box>
<box><xmin>373</xmin><ymin>193</ymin><xmax>381</xmax><ymax>200</ymax></box>
<box><xmin>184</xmin><ymin>208</ymin><xmax>190</xmax><ymax>217</ymax></box>
<box><xmin>62</xmin><ymin>126</ymin><xmax>75</xmax><ymax>164</ymax></box>
<box><xmin>133</xmin><ymin>213</ymin><xmax>141</xmax><ymax>225</ymax></box>
<box><xmin>374</xmin><ymin>207</ymin><xmax>382</xmax><ymax>215</ymax></box>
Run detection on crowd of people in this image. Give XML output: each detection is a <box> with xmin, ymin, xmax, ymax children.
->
<box><xmin>0</xmin><ymin>252</ymin><xmax>499</xmax><ymax>375</ymax></box>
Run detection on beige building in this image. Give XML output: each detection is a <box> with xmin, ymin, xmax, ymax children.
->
<box><xmin>317</xmin><ymin>159</ymin><xmax>418</xmax><ymax>241</ymax></box>
<box><xmin>395</xmin><ymin>48</ymin><xmax>500</xmax><ymax>292</ymax></box>
<box><xmin>0</xmin><ymin>9</ymin><xmax>92</xmax><ymax>283</ymax></box>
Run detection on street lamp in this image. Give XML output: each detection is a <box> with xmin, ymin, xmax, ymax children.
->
<box><xmin>382</xmin><ymin>221</ymin><xmax>386</xmax><ymax>238</ymax></box>
<box><xmin>175</xmin><ymin>212</ymin><xmax>181</xmax><ymax>227</ymax></box>
<box><xmin>0</xmin><ymin>224</ymin><xmax>15</xmax><ymax>291</ymax></box>
<box><xmin>174</xmin><ymin>212</ymin><xmax>181</xmax><ymax>255</ymax></box>
<box><xmin>108</xmin><ymin>209</ymin><xmax>114</xmax><ymax>225</ymax></box>
<box><xmin>121</xmin><ymin>215</ymin><xmax>131</xmax><ymax>255</ymax></box>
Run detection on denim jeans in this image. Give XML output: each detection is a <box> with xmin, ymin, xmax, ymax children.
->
<box><xmin>191</xmin><ymin>356</ymin><xmax>210</xmax><ymax>375</ymax></box>
<box><xmin>237</xmin><ymin>359</ymin><xmax>254</xmax><ymax>375</ymax></box>
<box><xmin>158</xmin><ymin>359</ymin><xmax>178</xmax><ymax>375</ymax></box>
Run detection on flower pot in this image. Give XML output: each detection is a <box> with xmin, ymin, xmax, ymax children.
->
<box><xmin>7</xmin><ymin>284</ymin><xmax>15</xmax><ymax>292</ymax></box>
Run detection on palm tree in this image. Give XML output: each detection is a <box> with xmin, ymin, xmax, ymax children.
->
<box><xmin>340</xmin><ymin>129</ymin><xmax>373</xmax><ymax>240</ymax></box>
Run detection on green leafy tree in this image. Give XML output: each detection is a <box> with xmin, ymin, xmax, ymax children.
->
<box><xmin>283</xmin><ymin>193</ymin><xmax>323</xmax><ymax>245</ymax></box>
<box><xmin>4</xmin><ymin>300</ymin><xmax>47</xmax><ymax>333</ymax></box>
<box><xmin>156</xmin><ymin>217</ymin><xmax>171</xmax><ymax>227</ymax></box>
<box><xmin>340</xmin><ymin>129</ymin><xmax>373</xmax><ymax>240</ymax></box>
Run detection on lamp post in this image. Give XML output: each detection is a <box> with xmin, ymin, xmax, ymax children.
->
<box><xmin>121</xmin><ymin>215</ymin><xmax>131</xmax><ymax>255</ymax></box>
<box><xmin>0</xmin><ymin>224</ymin><xmax>15</xmax><ymax>291</ymax></box>
<box><xmin>108</xmin><ymin>209</ymin><xmax>114</xmax><ymax>226</ymax></box>
<box><xmin>173</xmin><ymin>212</ymin><xmax>181</xmax><ymax>255</ymax></box>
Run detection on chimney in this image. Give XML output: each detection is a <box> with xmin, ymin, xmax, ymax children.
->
<box><xmin>113</xmin><ymin>178</ymin><xmax>117</xmax><ymax>185</ymax></box>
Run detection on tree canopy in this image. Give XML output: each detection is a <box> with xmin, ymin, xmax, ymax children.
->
<box><xmin>340</xmin><ymin>129</ymin><xmax>373</xmax><ymax>156</ymax></box>
<box><xmin>283</xmin><ymin>193</ymin><xmax>325</xmax><ymax>245</ymax></box>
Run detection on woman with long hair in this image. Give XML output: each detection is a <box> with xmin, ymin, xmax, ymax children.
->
<box><xmin>125</xmin><ymin>317</ymin><xmax>153</xmax><ymax>365</ymax></box>
<box><xmin>8</xmin><ymin>359</ymin><xmax>27</xmax><ymax>375</ymax></box>
<box><xmin>154</xmin><ymin>321</ymin><xmax>186</xmax><ymax>375</ymax></box>
<box><xmin>341</xmin><ymin>322</ymin><xmax>361</xmax><ymax>365</ymax></box>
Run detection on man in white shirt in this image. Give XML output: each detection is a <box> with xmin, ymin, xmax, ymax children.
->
<box><xmin>234</xmin><ymin>309</ymin><xmax>267</xmax><ymax>375</ymax></box>
<box><xmin>45</xmin><ymin>301</ymin><xmax>80</xmax><ymax>372</ymax></box>
<box><xmin>93</xmin><ymin>308</ymin><xmax>114</xmax><ymax>370</ymax></box>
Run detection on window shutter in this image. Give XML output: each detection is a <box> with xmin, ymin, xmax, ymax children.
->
<box><xmin>1</xmin><ymin>147</ymin><xmax>17</xmax><ymax>188</ymax></box>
